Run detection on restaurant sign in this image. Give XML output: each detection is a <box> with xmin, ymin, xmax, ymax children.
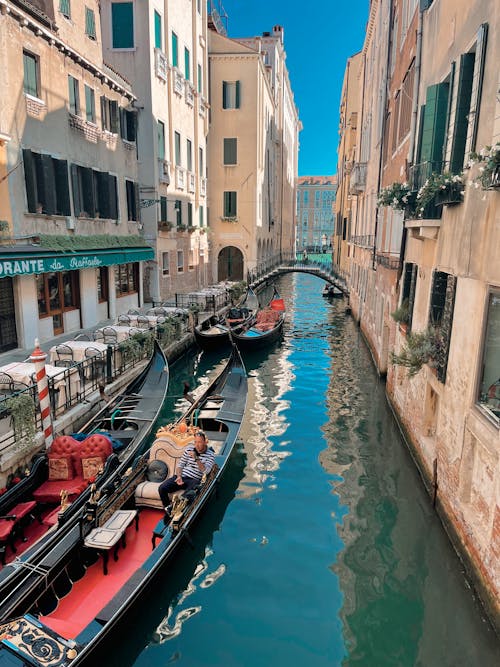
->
<box><xmin>0</xmin><ymin>248</ymin><xmax>154</xmax><ymax>277</ymax></box>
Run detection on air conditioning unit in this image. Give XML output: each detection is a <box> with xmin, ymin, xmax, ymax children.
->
<box><xmin>66</xmin><ymin>217</ymin><xmax>75</xmax><ymax>230</ymax></box>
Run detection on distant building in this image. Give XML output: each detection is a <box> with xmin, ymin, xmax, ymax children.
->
<box><xmin>296</xmin><ymin>176</ymin><xmax>337</xmax><ymax>251</ymax></box>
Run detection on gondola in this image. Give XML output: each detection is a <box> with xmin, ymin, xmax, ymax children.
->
<box><xmin>0</xmin><ymin>341</ymin><xmax>169</xmax><ymax>610</ymax></box>
<box><xmin>230</xmin><ymin>291</ymin><xmax>286</xmax><ymax>352</ymax></box>
<box><xmin>0</xmin><ymin>347</ymin><xmax>247</xmax><ymax>666</ymax></box>
<box><xmin>322</xmin><ymin>284</ymin><xmax>343</xmax><ymax>298</ymax></box>
<box><xmin>193</xmin><ymin>288</ymin><xmax>259</xmax><ymax>351</ymax></box>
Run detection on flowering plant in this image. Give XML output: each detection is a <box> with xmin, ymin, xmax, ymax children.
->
<box><xmin>391</xmin><ymin>326</ymin><xmax>445</xmax><ymax>377</ymax></box>
<box><xmin>467</xmin><ymin>143</ymin><xmax>500</xmax><ymax>189</ymax></box>
<box><xmin>377</xmin><ymin>182</ymin><xmax>415</xmax><ymax>212</ymax></box>
<box><xmin>415</xmin><ymin>172</ymin><xmax>464</xmax><ymax>215</ymax></box>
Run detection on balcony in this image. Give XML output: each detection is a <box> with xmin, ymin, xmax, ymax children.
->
<box><xmin>185</xmin><ymin>82</ymin><xmax>195</xmax><ymax>107</ymax></box>
<box><xmin>200</xmin><ymin>177</ymin><xmax>207</xmax><ymax>197</ymax></box>
<box><xmin>375</xmin><ymin>253</ymin><xmax>401</xmax><ymax>270</ymax></box>
<box><xmin>173</xmin><ymin>69</ymin><xmax>184</xmax><ymax>96</ymax></box>
<box><xmin>154</xmin><ymin>48</ymin><xmax>168</xmax><ymax>82</ymax></box>
<box><xmin>404</xmin><ymin>218</ymin><xmax>441</xmax><ymax>240</ymax></box>
<box><xmin>199</xmin><ymin>97</ymin><xmax>208</xmax><ymax>118</ymax></box>
<box><xmin>188</xmin><ymin>171</ymin><xmax>196</xmax><ymax>193</ymax></box>
<box><xmin>175</xmin><ymin>166</ymin><xmax>185</xmax><ymax>190</ymax></box>
<box><xmin>158</xmin><ymin>159</ymin><xmax>170</xmax><ymax>185</ymax></box>
<box><xmin>349</xmin><ymin>162</ymin><xmax>367</xmax><ymax>194</ymax></box>
<box><xmin>350</xmin><ymin>234</ymin><xmax>374</xmax><ymax>248</ymax></box>
<box><xmin>68</xmin><ymin>113</ymin><xmax>100</xmax><ymax>143</ymax></box>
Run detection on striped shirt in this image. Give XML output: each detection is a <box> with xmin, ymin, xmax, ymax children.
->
<box><xmin>178</xmin><ymin>445</ymin><xmax>215</xmax><ymax>482</ymax></box>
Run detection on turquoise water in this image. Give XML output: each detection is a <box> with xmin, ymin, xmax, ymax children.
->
<box><xmin>107</xmin><ymin>273</ymin><xmax>499</xmax><ymax>666</ymax></box>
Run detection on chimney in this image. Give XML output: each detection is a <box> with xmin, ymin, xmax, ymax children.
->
<box><xmin>273</xmin><ymin>25</ymin><xmax>284</xmax><ymax>43</ymax></box>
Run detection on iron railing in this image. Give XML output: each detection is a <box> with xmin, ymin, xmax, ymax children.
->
<box><xmin>375</xmin><ymin>253</ymin><xmax>402</xmax><ymax>270</ymax></box>
<box><xmin>350</xmin><ymin>235</ymin><xmax>375</xmax><ymax>247</ymax></box>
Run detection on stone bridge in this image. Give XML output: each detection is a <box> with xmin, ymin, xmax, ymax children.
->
<box><xmin>247</xmin><ymin>256</ymin><xmax>348</xmax><ymax>296</ymax></box>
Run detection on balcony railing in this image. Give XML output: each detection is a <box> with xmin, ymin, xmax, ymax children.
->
<box><xmin>188</xmin><ymin>171</ymin><xmax>196</xmax><ymax>193</ymax></box>
<box><xmin>185</xmin><ymin>82</ymin><xmax>195</xmax><ymax>107</ymax></box>
<box><xmin>173</xmin><ymin>69</ymin><xmax>184</xmax><ymax>96</ymax></box>
<box><xmin>350</xmin><ymin>234</ymin><xmax>375</xmax><ymax>247</ymax></box>
<box><xmin>375</xmin><ymin>253</ymin><xmax>401</xmax><ymax>270</ymax></box>
<box><xmin>349</xmin><ymin>162</ymin><xmax>367</xmax><ymax>194</ymax></box>
<box><xmin>68</xmin><ymin>113</ymin><xmax>100</xmax><ymax>143</ymax></box>
<box><xmin>200</xmin><ymin>177</ymin><xmax>207</xmax><ymax>196</ymax></box>
<box><xmin>155</xmin><ymin>48</ymin><xmax>168</xmax><ymax>82</ymax></box>
<box><xmin>175</xmin><ymin>166</ymin><xmax>185</xmax><ymax>189</ymax></box>
<box><xmin>408</xmin><ymin>161</ymin><xmax>445</xmax><ymax>191</ymax></box>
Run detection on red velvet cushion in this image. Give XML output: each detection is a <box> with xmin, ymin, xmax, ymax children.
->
<box><xmin>33</xmin><ymin>479</ymin><xmax>87</xmax><ymax>504</ymax></box>
<box><xmin>0</xmin><ymin>520</ymin><xmax>15</xmax><ymax>541</ymax></box>
<box><xmin>48</xmin><ymin>455</ymin><xmax>74</xmax><ymax>481</ymax></box>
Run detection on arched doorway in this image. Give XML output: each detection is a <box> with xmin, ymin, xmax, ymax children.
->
<box><xmin>218</xmin><ymin>246</ymin><xmax>244</xmax><ymax>281</ymax></box>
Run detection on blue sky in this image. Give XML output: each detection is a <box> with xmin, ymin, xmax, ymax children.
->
<box><xmin>219</xmin><ymin>0</ymin><xmax>368</xmax><ymax>176</ymax></box>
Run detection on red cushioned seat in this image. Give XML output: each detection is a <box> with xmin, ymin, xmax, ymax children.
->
<box><xmin>0</xmin><ymin>520</ymin><xmax>15</xmax><ymax>541</ymax></box>
<box><xmin>33</xmin><ymin>479</ymin><xmax>87</xmax><ymax>504</ymax></box>
<box><xmin>11</xmin><ymin>501</ymin><xmax>37</xmax><ymax>521</ymax></box>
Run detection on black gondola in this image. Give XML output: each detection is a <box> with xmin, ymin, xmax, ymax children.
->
<box><xmin>193</xmin><ymin>288</ymin><xmax>259</xmax><ymax>350</ymax></box>
<box><xmin>322</xmin><ymin>284</ymin><xmax>343</xmax><ymax>298</ymax></box>
<box><xmin>230</xmin><ymin>291</ymin><xmax>286</xmax><ymax>352</ymax></box>
<box><xmin>0</xmin><ymin>347</ymin><xmax>247</xmax><ymax>667</ymax></box>
<box><xmin>0</xmin><ymin>341</ymin><xmax>169</xmax><ymax>612</ymax></box>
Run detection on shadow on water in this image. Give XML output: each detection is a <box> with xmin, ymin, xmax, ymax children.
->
<box><xmin>96</xmin><ymin>444</ymin><xmax>246</xmax><ymax>667</ymax></box>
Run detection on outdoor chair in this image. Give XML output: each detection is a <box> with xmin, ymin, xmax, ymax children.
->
<box><xmin>54</xmin><ymin>344</ymin><xmax>74</xmax><ymax>368</ymax></box>
<box><xmin>75</xmin><ymin>333</ymin><xmax>91</xmax><ymax>341</ymax></box>
<box><xmin>84</xmin><ymin>347</ymin><xmax>106</xmax><ymax>381</ymax></box>
<box><xmin>127</xmin><ymin>308</ymin><xmax>140</xmax><ymax>315</ymax></box>
<box><xmin>118</xmin><ymin>314</ymin><xmax>131</xmax><ymax>325</ymax></box>
<box><xmin>93</xmin><ymin>330</ymin><xmax>104</xmax><ymax>343</ymax></box>
<box><xmin>102</xmin><ymin>327</ymin><xmax>118</xmax><ymax>344</ymax></box>
<box><xmin>136</xmin><ymin>316</ymin><xmax>150</xmax><ymax>329</ymax></box>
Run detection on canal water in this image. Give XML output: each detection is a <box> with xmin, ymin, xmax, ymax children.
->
<box><xmin>107</xmin><ymin>273</ymin><xmax>499</xmax><ymax>667</ymax></box>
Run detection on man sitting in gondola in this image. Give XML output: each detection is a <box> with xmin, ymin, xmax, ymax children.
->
<box><xmin>159</xmin><ymin>431</ymin><xmax>215</xmax><ymax>511</ymax></box>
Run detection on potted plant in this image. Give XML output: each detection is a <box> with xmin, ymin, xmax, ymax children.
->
<box><xmin>416</xmin><ymin>172</ymin><xmax>464</xmax><ymax>214</ymax></box>
<box><xmin>391</xmin><ymin>298</ymin><xmax>410</xmax><ymax>332</ymax></box>
<box><xmin>177</xmin><ymin>224</ymin><xmax>187</xmax><ymax>232</ymax></box>
<box><xmin>468</xmin><ymin>143</ymin><xmax>500</xmax><ymax>189</ymax></box>
<box><xmin>377</xmin><ymin>182</ymin><xmax>416</xmax><ymax>216</ymax></box>
<box><xmin>390</xmin><ymin>326</ymin><xmax>444</xmax><ymax>377</ymax></box>
<box><xmin>5</xmin><ymin>393</ymin><xmax>36</xmax><ymax>450</ymax></box>
<box><xmin>158</xmin><ymin>221</ymin><xmax>173</xmax><ymax>232</ymax></box>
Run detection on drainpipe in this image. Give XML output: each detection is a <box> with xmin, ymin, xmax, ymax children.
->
<box><xmin>397</xmin><ymin>7</ymin><xmax>423</xmax><ymax>287</ymax></box>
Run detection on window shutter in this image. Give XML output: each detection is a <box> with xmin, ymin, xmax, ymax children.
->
<box><xmin>160</xmin><ymin>196</ymin><xmax>167</xmax><ymax>222</ymax></box>
<box><xmin>100</xmin><ymin>96</ymin><xmax>108</xmax><ymax>130</ymax></box>
<box><xmin>109</xmin><ymin>175</ymin><xmax>118</xmax><ymax>220</ymax></box>
<box><xmin>126</xmin><ymin>111</ymin><xmax>137</xmax><ymax>142</ymax></box>
<box><xmin>70</xmin><ymin>164</ymin><xmax>81</xmax><ymax>216</ymax></box>
<box><xmin>464</xmin><ymin>23</ymin><xmax>488</xmax><ymax>157</ymax></box>
<box><xmin>134</xmin><ymin>182</ymin><xmax>141</xmax><ymax>222</ymax></box>
<box><xmin>154</xmin><ymin>11</ymin><xmax>162</xmax><ymax>50</ymax></box>
<box><xmin>222</xmin><ymin>81</ymin><xmax>227</xmax><ymax>109</ymax></box>
<box><xmin>419</xmin><ymin>83</ymin><xmax>449</xmax><ymax>168</ymax></box>
<box><xmin>235</xmin><ymin>81</ymin><xmax>240</xmax><ymax>108</ymax></box>
<box><xmin>53</xmin><ymin>159</ymin><xmax>71</xmax><ymax>215</ymax></box>
<box><xmin>112</xmin><ymin>2</ymin><xmax>134</xmax><ymax>48</ymax></box>
<box><xmin>429</xmin><ymin>270</ymin><xmax>449</xmax><ymax>325</ymax></box>
<box><xmin>96</xmin><ymin>171</ymin><xmax>110</xmax><ymax>218</ymax></box>
<box><xmin>119</xmin><ymin>108</ymin><xmax>127</xmax><ymax>139</ymax></box>
<box><xmin>184</xmin><ymin>48</ymin><xmax>190</xmax><ymax>81</ymax></box>
<box><xmin>81</xmin><ymin>167</ymin><xmax>96</xmax><ymax>218</ymax></box>
<box><xmin>188</xmin><ymin>202</ymin><xmax>193</xmax><ymax>226</ymax></box>
<box><xmin>407</xmin><ymin>264</ymin><xmax>417</xmax><ymax>332</ymax></box>
<box><xmin>172</xmin><ymin>32</ymin><xmax>178</xmax><ymax>67</ymax></box>
<box><xmin>448</xmin><ymin>54</ymin><xmax>474</xmax><ymax>173</ymax></box>
<box><xmin>110</xmin><ymin>101</ymin><xmax>119</xmax><ymax>133</ymax></box>
<box><xmin>23</xmin><ymin>148</ymin><xmax>37</xmax><ymax>213</ymax></box>
<box><xmin>40</xmin><ymin>154</ymin><xmax>56</xmax><ymax>215</ymax></box>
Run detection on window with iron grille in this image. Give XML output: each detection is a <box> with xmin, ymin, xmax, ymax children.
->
<box><xmin>428</xmin><ymin>270</ymin><xmax>456</xmax><ymax>383</ymax></box>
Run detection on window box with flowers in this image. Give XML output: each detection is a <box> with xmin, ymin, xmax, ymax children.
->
<box><xmin>391</xmin><ymin>326</ymin><xmax>445</xmax><ymax>378</ymax></box>
<box><xmin>187</xmin><ymin>225</ymin><xmax>196</xmax><ymax>234</ymax></box>
<box><xmin>377</xmin><ymin>182</ymin><xmax>417</xmax><ymax>217</ymax></box>
<box><xmin>415</xmin><ymin>172</ymin><xmax>464</xmax><ymax>215</ymax></box>
<box><xmin>220</xmin><ymin>216</ymin><xmax>238</xmax><ymax>223</ymax></box>
<box><xmin>158</xmin><ymin>221</ymin><xmax>173</xmax><ymax>232</ymax></box>
<box><xmin>467</xmin><ymin>143</ymin><xmax>500</xmax><ymax>190</ymax></box>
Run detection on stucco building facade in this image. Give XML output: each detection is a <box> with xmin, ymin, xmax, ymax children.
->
<box><xmin>296</xmin><ymin>176</ymin><xmax>337</xmax><ymax>252</ymax></box>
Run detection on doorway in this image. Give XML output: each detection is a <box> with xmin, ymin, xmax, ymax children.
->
<box><xmin>0</xmin><ymin>277</ymin><xmax>18</xmax><ymax>352</ymax></box>
<box><xmin>217</xmin><ymin>246</ymin><xmax>244</xmax><ymax>281</ymax></box>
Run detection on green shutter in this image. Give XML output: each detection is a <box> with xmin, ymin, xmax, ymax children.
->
<box><xmin>85</xmin><ymin>8</ymin><xmax>96</xmax><ymax>38</ymax></box>
<box><xmin>40</xmin><ymin>155</ymin><xmax>56</xmax><ymax>216</ymax></box>
<box><xmin>158</xmin><ymin>121</ymin><xmax>165</xmax><ymax>160</ymax></box>
<box><xmin>154</xmin><ymin>11</ymin><xmax>162</xmax><ymax>50</ymax></box>
<box><xmin>235</xmin><ymin>80</ymin><xmax>240</xmax><ymax>108</ymax></box>
<box><xmin>449</xmin><ymin>54</ymin><xmax>474</xmax><ymax>173</ymax></box>
<box><xmin>134</xmin><ymin>182</ymin><xmax>141</xmax><ymax>222</ymax></box>
<box><xmin>109</xmin><ymin>176</ymin><xmax>118</xmax><ymax>220</ymax></box>
<box><xmin>465</xmin><ymin>23</ymin><xmax>488</xmax><ymax>156</ymax></box>
<box><xmin>188</xmin><ymin>202</ymin><xmax>193</xmax><ymax>227</ymax></box>
<box><xmin>112</xmin><ymin>2</ymin><xmax>134</xmax><ymax>49</ymax></box>
<box><xmin>23</xmin><ymin>52</ymin><xmax>38</xmax><ymax>97</ymax></box>
<box><xmin>59</xmin><ymin>0</ymin><xmax>70</xmax><ymax>18</ymax></box>
<box><xmin>23</xmin><ymin>149</ymin><xmax>37</xmax><ymax>213</ymax></box>
<box><xmin>96</xmin><ymin>171</ymin><xmax>110</xmax><ymax>218</ymax></box>
<box><xmin>172</xmin><ymin>32</ymin><xmax>178</xmax><ymax>67</ymax></box>
<box><xmin>70</xmin><ymin>164</ymin><xmax>81</xmax><ymax>216</ymax></box>
<box><xmin>199</xmin><ymin>205</ymin><xmax>204</xmax><ymax>227</ymax></box>
<box><xmin>184</xmin><ymin>48</ymin><xmax>190</xmax><ymax>81</ymax></box>
<box><xmin>160</xmin><ymin>196</ymin><xmax>167</xmax><ymax>222</ymax></box>
<box><xmin>53</xmin><ymin>159</ymin><xmax>71</xmax><ymax>216</ymax></box>
<box><xmin>222</xmin><ymin>81</ymin><xmax>227</xmax><ymax>109</ymax></box>
<box><xmin>81</xmin><ymin>167</ymin><xmax>96</xmax><ymax>218</ymax></box>
<box><xmin>198</xmin><ymin>64</ymin><xmax>202</xmax><ymax>94</ymax></box>
<box><xmin>224</xmin><ymin>138</ymin><xmax>237</xmax><ymax>165</ymax></box>
<box><xmin>419</xmin><ymin>83</ymin><xmax>449</xmax><ymax>168</ymax></box>
<box><xmin>110</xmin><ymin>100</ymin><xmax>119</xmax><ymax>133</ymax></box>
<box><xmin>85</xmin><ymin>85</ymin><xmax>95</xmax><ymax>122</ymax></box>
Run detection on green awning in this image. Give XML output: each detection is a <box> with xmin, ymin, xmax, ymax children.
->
<box><xmin>0</xmin><ymin>246</ymin><xmax>154</xmax><ymax>278</ymax></box>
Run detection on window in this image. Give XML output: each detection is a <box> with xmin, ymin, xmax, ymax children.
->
<box><xmin>478</xmin><ymin>291</ymin><xmax>500</xmax><ymax>420</ymax></box>
<box><xmin>59</xmin><ymin>0</ymin><xmax>71</xmax><ymax>18</ymax></box>
<box><xmin>37</xmin><ymin>271</ymin><xmax>79</xmax><ymax>318</ymax></box>
<box><xmin>85</xmin><ymin>7</ymin><xmax>96</xmax><ymax>39</ymax></box>
<box><xmin>401</xmin><ymin>262</ymin><xmax>417</xmax><ymax>331</ymax></box>
<box><xmin>199</xmin><ymin>147</ymin><xmax>204</xmax><ymax>176</ymax></box>
<box><xmin>174</xmin><ymin>131</ymin><xmax>181</xmax><ymax>166</ymax></box>
<box><xmin>97</xmin><ymin>267</ymin><xmax>108</xmax><ymax>302</ymax></box>
<box><xmin>398</xmin><ymin>60</ymin><xmax>415</xmax><ymax>144</ymax></box>
<box><xmin>188</xmin><ymin>202</ymin><xmax>193</xmax><ymax>227</ymax></box>
<box><xmin>186</xmin><ymin>139</ymin><xmax>192</xmax><ymax>171</ymax></box>
<box><xmin>23</xmin><ymin>149</ymin><xmax>71</xmax><ymax>216</ymax></box>
<box><xmin>223</xmin><ymin>138</ymin><xmax>237</xmax><ymax>165</ymax></box>
<box><xmin>222</xmin><ymin>81</ymin><xmax>240</xmax><ymax>109</ymax></box>
<box><xmin>162</xmin><ymin>252</ymin><xmax>170</xmax><ymax>276</ymax></box>
<box><xmin>392</xmin><ymin>91</ymin><xmax>400</xmax><ymax>154</ymax></box>
<box><xmin>158</xmin><ymin>121</ymin><xmax>165</xmax><ymax>160</ymax></box>
<box><xmin>464</xmin><ymin>24</ymin><xmax>488</xmax><ymax>159</ymax></box>
<box><xmin>159</xmin><ymin>196</ymin><xmax>167</xmax><ymax>222</ymax></box>
<box><xmin>175</xmin><ymin>200</ymin><xmax>182</xmax><ymax>226</ymax></box>
<box><xmin>197</xmin><ymin>64</ymin><xmax>202</xmax><ymax>94</ymax></box>
<box><xmin>120</xmin><ymin>108</ymin><xmax>137</xmax><ymax>142</ymax></box>
<box><xmin>70</xmin><ymin>164</ymin><xmax>118</xmax><ymax>219</ymax></box>
<box><xmin>154</xmin><ymin>10</ymin><xmax>162</xmax><ymax>50</ymax></box>
<box><xmin>199</xmin><ymin>205</ymin><xmax>204</xmax><ymax>227</ymax></box>
<box><xmin>85</xmin><ymin>85</ymin><xmax>95</xmax><ymax>123</ymax></box>
<box><xmin>23</xmin><ymin>51</ymin><xmax>39</xmax><ymax>98</ymax></box>
<box><xmin>197</xmin><ymin>0</ymin><xmax>201</xmax><ymax>14</ymax></box>
<box><xmin>68</xmin><ymin>76</ymin><xmax>80</xmax><ymax>115</ymax></box>
<box><xmin>171</xmin><ymin>31</ymin><xmax>178</xmax><ymax>68</ymax></box>
<box><xmin>125</xmin><ymin>180</ymin><xmax>140</xmax><ymax>221</ymax></box>
<box><xmin>417</xmin><ymin>82</ymin><xmax>450</xmax><ymax>169</ymax></box>
<box><xmin>177</xmin><ymin>250</ymin><xmax>184</xmax><ymax>273</ymax></box>
<box><xmin>184</xmin><ymin>47</ymin><xmax>190</xmax><ymax>81</ymax></box>
<box><xmin>115</xmin><ymin>263</ymin><xmax>139</xmax><ymax>296</ymax></box>
<box><xmin>223</xmin><ymin>191</ymin><xmax>237</xmax><ymax>218</ymax></box>
<box><xmin>100</xmin><ymin>97</ymin><xmax>119</xmax><ymax>133</ymax></box>
<box><xmin>111</xmin><ymin>1</ymin><xmax>134</xmax><ymax>49</ymax></box>
<box><xmin>188</xmin><ymin>249</ymin><xmax>194</xmax><ymax>270</ymax></box>
<box><xmin>428</xmin><ymin>270</ymin><xmax>456</xmax><ymax>383</ymax></box>
<box><xmin>303</xmin><ymin>190</ymin><xmax>309</xmax><ymax>204</ymax></box>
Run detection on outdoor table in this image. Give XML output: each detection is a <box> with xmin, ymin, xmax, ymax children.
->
<box><xmin>0</xmin><ymin>361</ymin><xmax>80</xmax><ymax>411</ymax></box>
<box><xmin>121</xmin><ymin>315</ymin><xmax>161</xmax><ymax>328</ymax></box>
<box><xmin>48</xmin><ymin>340</ymin><xmax>108</xmax><ymax>365</ymax></box>
<box><xmin>95</xmin><ymin>326</ymin><xmax>137</xmax><ymax>343</ymax></box>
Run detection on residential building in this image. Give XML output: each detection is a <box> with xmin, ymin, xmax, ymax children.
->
<box><xmin>207</xmin><ymin>22</ymin><xmax>300</xmax><ymax>281</ymax></box>
<box><xmin>336</xmin><ymin>0</ymin><xmax>500</xmax><ymax>625</ymax></box>
<box><xmin>334</xmin><ymin>51</ymin><xmax>361</xmax><ymax>280</ymax></box>
<box><xmin>0</xmin><ymin>0</ymin><xmax>152</xmax><ymax>351</ymax></box>
<box><xmin>100</xmin><ymin>0</ymin><xmax>209</xmax><ymax>301</ymax></box>
<box><xmin>296</xmin><ymin>176</ymin><xmax>337</xmax><ymax>252</ymax></box>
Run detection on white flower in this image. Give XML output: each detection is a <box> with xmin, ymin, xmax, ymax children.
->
<box><xmin>474</xmin><ymin>183</ymin><xmax>480</xmax><ymax>189</ymax></box>
<box><xmin>460</xmin><ymin>190</ymin><xmax>465</xmax><ymax>196</ymax></box>
<box><xmin>479</xmin><ymin>166</ymin><xmax>485</xmax><ymax>173</ymax></box>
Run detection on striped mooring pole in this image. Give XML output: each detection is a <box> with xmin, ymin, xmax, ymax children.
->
<box><xmin>30</xmin><ymin>339</ymin><xmax>53</xmax><ymax>449</ymax></box>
